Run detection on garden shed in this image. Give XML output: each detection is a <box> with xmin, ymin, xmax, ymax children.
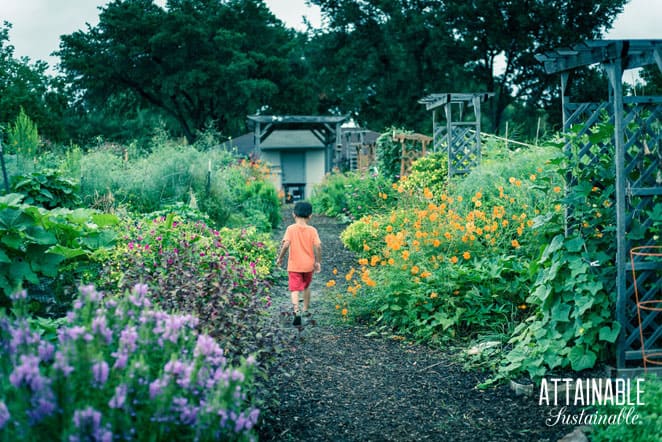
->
<box><xmin>247</xmin><ymin>115</ymin><xmax>348</xmax><ymax>200</ymax></box>
<box><xmin>536</xmin><ymin>39</ymin><xmax>661</xmax><ymax>375</ymax></box>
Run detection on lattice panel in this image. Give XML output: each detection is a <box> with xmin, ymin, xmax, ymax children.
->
<box><xmin>448</xmin><ymin>127</ymin><xmax>480</xmax><ymax>174</ymax></box>
<box><xmin>565</xmin><ymin>99</ymin><xmax>662</xmax><ymax>366</ymax></box>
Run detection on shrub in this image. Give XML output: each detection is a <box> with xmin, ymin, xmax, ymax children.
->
<box><xmin>311</xmin><ymin>171</ymin><xmax>397</xmax><ymax>221</ymax></box>
<box><xmin>591</xmin><ymin>376</ymin><xmax>662</xmax><ymax>442</ymax></box>
<box><xmin>0</xmin><ymin>284</ymin><xmax>259</xmax><ymax>441</ymax></box>
<box><xmin>94</xmin><ymin>214</ymin><xmax>280</xmax><ymax>366</ymax></box>
<box><xmin>398</xmin><ymin>152</ymin><xmax>448</xmax><ymax>200</ymax></box>
<box><xmin>0</xmin><ymin>194</ymin><xmax>118</xmax><ymax>310</ymax></box>
<box><xmin>10</xmin><ymin>169</ymin><xmax>81</xmax><ymax>209</ymax></box>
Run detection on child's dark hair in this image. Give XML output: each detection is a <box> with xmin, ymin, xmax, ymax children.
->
<box><xmin>293</xmin><ymin>201</ymin><xmax>313</xmax><ymax>218</ymax></box>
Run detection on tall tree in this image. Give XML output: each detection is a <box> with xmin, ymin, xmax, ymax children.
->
<box><xmin>0</xmin><ymin>22</ymin><xmax>67</xmax><ymax>142</ymax></box>
<box><xmin>57</xmin><ymin>0</ymin><xmax>316</xmax><ymax>143</ymax></box>
<box><xmin>446</xmin><ymin>0</ymin><xmax>627</xmax><ymax>133</ymax></box>
<box><xmin>308</xmin><ymin>0</ymin><xmax>627</xmax><ymax>133</ymax></box>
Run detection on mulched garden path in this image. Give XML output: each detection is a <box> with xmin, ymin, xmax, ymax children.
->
<box><xmin>258</xmin><ymin>209</ymin><xmax>580</xmax><ymax>442</ymax></box>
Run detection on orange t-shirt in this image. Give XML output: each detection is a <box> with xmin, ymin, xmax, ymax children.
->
<box><xmin>284</xmin><ymin>224</ymin><xmax>321</xmax><ymax>272</ymax></box>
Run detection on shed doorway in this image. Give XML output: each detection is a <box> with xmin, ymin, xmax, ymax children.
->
<box><xmin>281</xmin><ymin>151</ymin><xmax>306</xmax><ymax>201</ymax></box>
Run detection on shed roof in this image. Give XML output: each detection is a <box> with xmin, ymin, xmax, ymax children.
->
<box><xmin>247</xmin><ymin>115</ymin><xmax>349</xmax><ymax>125</ymax></box>
<box><xmin>259</xmin><ymin>130</ymin><xmax>325</xmax><ymax>149</ymax></box>
<box><xmin>535</xmin><ymin>39</ymin><xmax>662</xmax><ymax>74</ymax></box>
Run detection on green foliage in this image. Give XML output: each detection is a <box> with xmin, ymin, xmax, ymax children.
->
<box><xmin>7</xmin><ymin>108</ymin><xmax>40</xmax><ymax>159</ymax></box>
<box><xmin>0</xmin><ymin>284</ymin><xmax>259</xmax><ymax>440</ymax></box>
<box><xmin>375</xmin><ymin>129</ymin><xmax>405</xmax><ymax>181</ymax></box>
<box><xmin>0</xmin><ymin>193</ymin><xmax>118</xmax><ymax>307</ymax></box>
<box><xmin>591</xmin><ymin>376</ymin><xmax>662</xmax><ymax>442</ymax></box>
<box><xmin>398</xmin><ymin>152</ymin><xmax>449</xmax><ymax>197</ymax></box>
<box><xmin>310</xmin><ymin>170</ymin><xmax>397</xmax><ymax>222</ymax></box>
<box><xmin>94</xmin><ymin>213</ymin><xmax>280</xmax><ymax>364</ymax></box>
<box><xmin>0</xmin><ymin>23</ymin><xmax>67</xmax><ymax>143</ymax></box>
<box><xmin>199</xmin><ymin>159</ymin><xmax>281</xmax><ymax>231</ymax></box>
<box><xmin>10</xmin><ymin>169</ymin><xmax>81</xmax><ymax>209</ymax></box>
<box><xmin>496</xmin><ymin>233</ymin><xmax>619</xmax><ymax>381</ymax></box>
<box><xmin>57</xmin><ymin>0</ymin><xmax>315</xmax><ymax>143</ymax></box>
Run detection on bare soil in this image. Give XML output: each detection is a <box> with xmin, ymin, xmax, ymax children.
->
<box><xmin>259</xmin><ymin>210</ymin><xmax>580</xmax><ymax>442</ymax></box>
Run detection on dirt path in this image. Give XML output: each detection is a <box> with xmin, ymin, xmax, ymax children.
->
<box><xmin>259</xmin><ymin>210</ymin><xmax>575</xmax><ymax>442</ymax></box>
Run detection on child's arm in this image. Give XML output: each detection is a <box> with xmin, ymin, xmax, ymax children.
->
<box><xmin>313</xmin><ymin>243</ymin><xmax>322</xmax><ymax>273</ymax></box>
<box><xmin>275</xmin><ymin>239</ymin><xmax>290</xmax><ymax>267</ymax></box>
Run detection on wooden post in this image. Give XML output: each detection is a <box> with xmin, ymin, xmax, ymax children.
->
<box><xmin>536</xmin><ymin>117</ymin><xmax>541</xmax><ymax>146</ymax></box>
<box><xmin>606</xmin><ymin>54</ymin><xmax>627</xmax><ymax>370</ymax></box>
<box><xmin>505</xmin><ymin>122</ymin><xmax>509</xmax><ymax>149</ymax></box>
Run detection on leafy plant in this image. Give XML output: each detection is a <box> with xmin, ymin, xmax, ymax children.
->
<box><xmin>10</xmin><ymin>169</ymin><xmax>81</xmax><ymax>209</ymax></box>
<box><xmin>0</xmin><ymin>194</ymin><xmax>117</xmax><ymax>308</ymax></box>
<box><xmin>495</xmin><ymin>233</ymin><xmax>620</xmax><ymax>381</ymax></box>
<box><xmin>590</xmin><ymin>375</ymin><xmax>662</xmax><ymax>442</ymax></box>
<box><xmin>0</xmin><ymin>284</ymin><xmax>259</xmax><ymax>441</ymax></box>
<box><xmin>7</xmin><ymin>107</ymin><xmax>40</xmax><ymax>160</ymax></box>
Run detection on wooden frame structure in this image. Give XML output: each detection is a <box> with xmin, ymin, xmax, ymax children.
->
<box><xmin>536</xmin><ymin>40</ymin><xmax>662</xmax><ymax>373</ymax></box>
<box><xmin>391</xmin><ymin>131</ymin><xmax>433</xmax><ymax>177</ymax></box>
<box><xmin>418</xmin><ymin>92</ymin><xmax>493</xmax><ymax>177</ymax></box>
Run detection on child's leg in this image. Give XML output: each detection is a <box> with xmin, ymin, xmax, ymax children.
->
<box><xmin>290</xmin><ymin>290</ymin><xmax>301</xmax><ymax>314</ymax></box>
<box><xmin>302</xmin><ymin>287</ymin><xmax>311</xmax><ymax>312</ymax></box>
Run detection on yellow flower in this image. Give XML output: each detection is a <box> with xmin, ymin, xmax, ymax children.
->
<box><xmin>332</xmin><ymin>268</ymin><xmax>338</xmax><ymax>275</ymax></box>
<box><xmin>387</xmin><ymin>258</ymin><xmax>395</xmax><ymax>265</ymax></box>
<box><xmin>358</xmin><ymin>258</ymin><xmax>369</xmax><ymax>266</ymax></box>
<box><xmin>326</xmin><ymin>280</ymin><xmax>336</xmax><ymax>288</ymax></box>
<box><xmin>402</xmin><ymin>250</ymin><xmax>410</xmax><ymax>260</ymax></box>
<box><xmin>509</xmin><ymin>177</ymin><xmax>516</xmax><ymax>184</ymax></box>
<box><xmin>430</xmin><ymin>292</ymin><xmax>438</xmax><ymax>299</ymax></box>
<box><xmin>529</xmin><ymin>174</ymin><xmax>536</xmax><ymax>181</ymax></box>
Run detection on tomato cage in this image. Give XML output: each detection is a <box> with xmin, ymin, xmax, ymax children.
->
<box><xmin>630</xmin><ymin>246</ymin><xmax>662</xmax><ymax>371</ymax></box>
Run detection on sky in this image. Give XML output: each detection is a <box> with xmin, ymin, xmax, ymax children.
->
<box><xmin>1</xmin><ymin>0</ymin><xmax>661</xmax><ymax>74</ymax></box>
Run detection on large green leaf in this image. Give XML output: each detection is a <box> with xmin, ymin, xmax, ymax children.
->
<box><xmin>569</xmin><ymin>346</ymin><xmax>597</xmax><ymax>371</ymax></box>
<box><xmin>0</xmin><ymin>207</ymin><xmax>34</xmax><ymax>231</ymax></box>
<box><xmin>598</xmin><ymin>323</ymin><xmax>621</xmax><ymax>343</ymax></box>
<box><xmin>9</xmin><ymin>260</ymin><xmax>39</xmax><ymax>285</ymax></box>
<box><xmin>46</xmin><ymin>244</ymin><xmax>88</xmax><ymax>259</ymax></box>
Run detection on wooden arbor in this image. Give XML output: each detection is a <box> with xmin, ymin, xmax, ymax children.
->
<box><xmin>536</xmin><ymin>40</ymin><xmax>662</xmax><ymax>373</ymax></box>
<box><xmin>418</xmin><ymin>92</ymin><xmax>494</xmax><ymax>177</ymax></box>
<box><xmin>247</xmin><ymin>115</ymin><xmax>348</xmax><ymax>172</ymax></box>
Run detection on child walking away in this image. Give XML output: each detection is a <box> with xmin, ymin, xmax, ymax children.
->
<box><xmin>275</xmin><ymin>201</ymin><xmax>322</xmax><ymax>326</ymax></box>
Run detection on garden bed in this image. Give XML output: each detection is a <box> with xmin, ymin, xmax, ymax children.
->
<box><xmin>259</xmin><ymin>210</ymin><xmax>581</xmax><ymax>441</ymax></box>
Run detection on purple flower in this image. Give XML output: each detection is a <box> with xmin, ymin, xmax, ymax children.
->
<box><xmin>10</xmin><ymin>289</ymin><xmax>27</xmax><ymax>301</ymax></box>
<box><xmin>71</xmin><ymin>406</ymin><xmax>106</xmax><ymax>441</ymax></box>
<box><xmin>149</xmin><ymin>377</ymin><xmax>168</xmax><ymax>400</ymax></box>
<box><xmin>92</xmin><ymin>315</ymin><xmax>113</xmax><ymax>344</ymax></box>
<box><xmin>53</xmin><ymin>351</ymin><xmax>74</xmax><ymax>377</ymax></box>
<box><xmin>27</xmin><ymin>389</ymin><xmax>56</xmax><ymax>423</ymax></box>
<box><xmin>108</xmin><ymin>384</ymin><xmax>128</xmax><ymax>409</ymax></box>
<box><xmin>38</xmin><ymin>341</ymin><xmax>55</xmax><ymax>362</ymax></box>
<box><xmin>194</xmin><ymin>334</ymin><xmax>222</xmax><ymax>359</ymax></box>
<box><xmin>92</xmin><ymin>361</ymin><xmax>109</xmax><ymax>386</ymax></box>
<box><xmin>10</xmin><ymin>355</ymin><xmax>45</xmax><ymax>390</ymax></box>
<box><xmin>9</xmin><ymin>322</ymin><xmax>40</xmax><ymax>354</ymax></box>
<box><xmin>0</xmin><ymin>402</ymin><xmax>10</xmax><ymax>429</ymax></box>
<box><xmin>112</xmin><ymin>352</ymin><xmax>128</xmax><ymax>370</ymax></box>
<box><xmin>119</xmin><ymin>326</ymin><xmax>138</xmax><ymax>353</ymax></box>
<box><xmin>79</xmin><ymin>284</ymin><xmax>102</xmax><ymax>302</ymax></box>
<box><xmin>58</xmin><ymin>326</ymin><xmax>87</xmax><ymax>343</ymax></box>
<box><xmin>164</xmin><ymin>360</ymin><xmax>193</xmax><ymax>388</ymax></box>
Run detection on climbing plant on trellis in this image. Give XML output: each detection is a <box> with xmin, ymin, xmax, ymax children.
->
<box><xmin>537</xmin><ymin>40</ymin><xmax>662</xmax><ymax>373</ymax></box>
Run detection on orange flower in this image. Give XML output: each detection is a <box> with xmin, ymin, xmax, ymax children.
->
<box><xmin>386</xmin><ymin>225</ymin><xmax>393</xmax><ymax>232</ymax></box>
<box><xmin>511</xmin><ymin>239</ymin><xmax>521</xmax><ymax>248</ymax></box>
<box><xmin>341</xmin><ymin>308</ymin><xmax>348</xmax><ymax>316</ymax></box>
<box><xmin>363</xmin><ymin>243</ymin><xmax>371</xmax><ymax>252</ymax></box>
<box><xmin>358</xmin><ymin>258</ymin><xmax>368</xmax><ymax>266</ymax></box>
<box><xmin>433</xmin><ymin>239</ymin><xmax>441</xmax><ymax>247</ymax></box>
<box><xmin>529</xmin><ymin>174</ymin><xmax>536</xmax><ymax>181</ymax></box>
<box><xmin>430</xmin><ymin>292</ymin><xmax>438</xmax><ymax>299</ymax></box>
<box><xmin>553</xmin><ymin>186</ymin><xmax>562</xmax><ymax>193</ymax></box>
<box><xmin>402</xmin><ymin>250</ymin><xmax>410</xmax><ymax>260</ymax></box>
<box><xmin>326</xmin><ymin>280</ymin><xmax>336</xmax><ymax>288</ymax></box>
<box><xmin>420</xmin><ymin>271</ymin><xmax>431</xmax><ymax>278</ymax></box>
<box><xmin>463</xmin><ymin>251</ymin><xmax>471</xmax><ymax>260</ymax></box>
<box><xmin>410</xmin><ymin>265</ymin><xmax>420</xmax><ymax>274</ymax></box>
<box><xmin>332</xmin><ymin>268</ymin><xmax>338</xmax><ymax>275</ymax></box>
<box><xmin>450</xmin><ymin>256</ymin><xmax>459</xmax><ymax>264</ymax></box>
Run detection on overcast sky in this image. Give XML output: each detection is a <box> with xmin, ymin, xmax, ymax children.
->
<box><xmin>1</xmin><ymin>0</ymin><xmax>661</xmax><ymax>74</ymax></box>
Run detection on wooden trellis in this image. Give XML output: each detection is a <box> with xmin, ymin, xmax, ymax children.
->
<box><xmin>536</xmin><ymin>39</ymin><xmax>662</xmax><ymax>374</ymax></box>
<box><xmin>391</xmin><ymin>131</ymin><xmax>432</xmax><ymax>177</ymax></box>
<box><xmin>418</xmin><ymin>92</ymin><xmax>494</xmax><ymax>177</ymax></box>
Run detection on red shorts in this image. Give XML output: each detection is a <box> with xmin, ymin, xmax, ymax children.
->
<box><xmin>288</xmin><ymin>271</ymin><xmax>313</xmax><ymax>291</ymax></box>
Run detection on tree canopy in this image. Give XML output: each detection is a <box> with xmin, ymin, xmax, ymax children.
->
<box><xmin>57</xmin><ymin>0</ymin><xmax>317</xmax><ymax>143</ymax></box>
